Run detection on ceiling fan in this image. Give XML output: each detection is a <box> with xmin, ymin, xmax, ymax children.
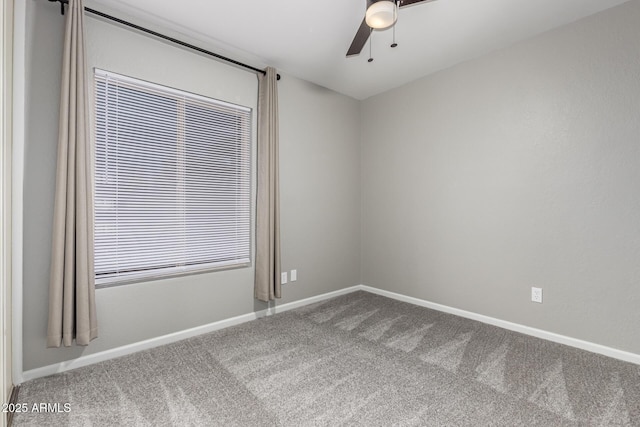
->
<box><xmin>347</xmin><ymin>0</ymin><xmax>438</xmax><ymax>58</ymax></box>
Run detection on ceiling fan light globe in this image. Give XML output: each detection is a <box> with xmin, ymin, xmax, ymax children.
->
<box><xmin>365</xmin><ymin>1</ymin><xmax>398</xmax><ymax>30</ymax></box>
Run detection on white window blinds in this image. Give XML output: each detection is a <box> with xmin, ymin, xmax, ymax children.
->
<box><xmin>94</xmin><ymin>69</ymin><xmax>251</xmax><ymax>285</ymax></box>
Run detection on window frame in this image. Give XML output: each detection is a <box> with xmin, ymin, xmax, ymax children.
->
<box><xmin>92</xmin><ymin>69</ymin><xmax>253</xmax><ymax>288</ymax></box>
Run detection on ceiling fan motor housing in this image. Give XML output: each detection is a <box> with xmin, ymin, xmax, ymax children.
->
<box><xmin>366</xmin><ymin>0</ymin><xmax>398</xmax><ymax>30</ymax></box>
<box><xmin>348</xmin><ymin>0</ymin><xmax>433</xmax><ymax>57</ymax></box>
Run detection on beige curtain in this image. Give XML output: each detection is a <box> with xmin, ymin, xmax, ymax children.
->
<box><xmin>47</xmin><ymin>0</ymin><xmax>97</xmax><ymax>347</ymax></box>
<box><xmin>255</xmin><ymin>67</ymin><xmax>281</xmax><ymax>302</ymax></box>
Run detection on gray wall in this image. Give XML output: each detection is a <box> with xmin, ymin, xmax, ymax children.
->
<box><xmin>22</xmin><ymin>0</ymin><xmax>360</xmax><ymax>370</ymax></box>
<box><xmin>361</xmin><ymin>0</ymin><xmax>640</xmax><ymax>354</ymax></box>
<box><xmin>23</xmin><ymin>0</ymin><xmax>640</xmax><ymax>372</ymax></box>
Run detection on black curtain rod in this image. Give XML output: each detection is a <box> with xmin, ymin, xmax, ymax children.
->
<box><xmin>48</xmin><ymin>0</ymin><xmax>280</xmax><ymax>80</ymax></box>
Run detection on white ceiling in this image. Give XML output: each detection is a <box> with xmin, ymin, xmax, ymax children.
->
<box><xmin>91</xmin><ymin>0</ymin><xmax>630</xmax><ymax>100</ymax></box>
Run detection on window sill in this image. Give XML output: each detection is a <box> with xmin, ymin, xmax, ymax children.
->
<box><xmin>95</xmin><ymin>260</ymin><xmax>252</xmax><ymax>289</ymax></box>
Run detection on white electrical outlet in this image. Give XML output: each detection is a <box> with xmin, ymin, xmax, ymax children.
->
<box><xmin>531</xmin><ymin>287</ymin><xmax>543</xmax><ymax>303</ymax></box>
<box><xmin>290</xmin><ymin>269</ymin><xmax>297</xmax><ymax>282</ymax></box>
<box><xmin>281</xmin><ymin>272</ymin><xmax>288</xmax><ymax>285</ymax></box>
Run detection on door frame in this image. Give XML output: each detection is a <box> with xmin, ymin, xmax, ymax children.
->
<box><xmin>1</xmin><ymin>0</ymin><xmax>15</xmax><ymax>426</ymax></box>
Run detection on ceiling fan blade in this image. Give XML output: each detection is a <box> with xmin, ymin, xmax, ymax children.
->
<box><xmin>398</xmin><ymin>0</ymin><xmax>437</xmax><ymax>8</ymax></box>
<box><xmin>346</xmin><ymin>18</ymin><xmax>370</xmax><ymax>57</ymax></box>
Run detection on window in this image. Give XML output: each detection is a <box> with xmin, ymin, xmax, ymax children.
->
<box><xmin>94</xmin><ymin>70</ymin><xmax>251</xmax><ymax>286</ymax></box>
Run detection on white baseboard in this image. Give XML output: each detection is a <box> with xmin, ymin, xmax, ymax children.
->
<box><xmin>266</xmin><ymin>286</ymin><xmax>361</xmax><ymax>315</ymax></box>
<box><xmin>22</xmin><ymin>286</ymin><xmax>362</xmax><ymax>382</ymax></box>
<box><xmin>360</xmin><ymin>285</ymin><xmax>640</xmax><ymax>366</ymax></box>
<box><xmin>22</xmin><ymin>283</ymin><xmax>639</xmax><ymax>382</ymax></box>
